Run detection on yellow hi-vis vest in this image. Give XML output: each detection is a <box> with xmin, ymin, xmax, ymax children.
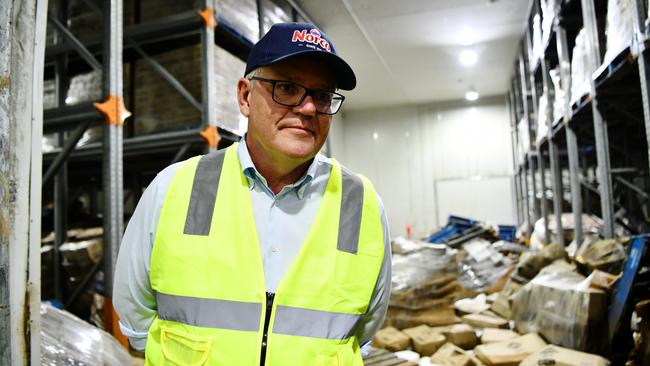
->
<box><xmin>145</xmin><ymin>144</ymin><xmax>385</xmax><ymax>366</ymax></box>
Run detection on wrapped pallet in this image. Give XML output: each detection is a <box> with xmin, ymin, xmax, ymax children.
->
<box><xmin>531</xmin><ymin>13</ymin><xmax>544</xmax><ymax>70</ymax></box>
<box><xmin>550</xmin><ymin>67</ymin><xmax>566</xmax><ymax>122</ymax></box>
<box><xmin>387</xmin><ymin>238</ymin><xmax>463</xmax><ymax>328</ymax></box>
<box><xmin>541</xmin><ymin>0</ymin><xmax>560</xmax><ymax>47</ymax></box>
<box><xmin>512</xmin><ymin>261</ymin><xmax>607</xmax><ymax>352</ymax></box>
<box><xmin>603</xmin><ymin>0</ymin><xmax>635</xmax><ymax>65</ymax></box>
<box><xmin>41</xmin><ymin>303</ymin><xmax>131</xmax><ymax>365</ymax></box>
<box><xmin>216</xmin><ymin>0</ymin><xmax>260</xmax><ymax>41</ymax></box>
<box><xmin>517</xmin><ymin>118</ymin><xmax>531</xmax><ymax>161</ymax></box>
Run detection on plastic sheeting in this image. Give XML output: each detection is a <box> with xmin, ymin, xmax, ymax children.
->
<box><xmin>517</xmin><ymin>118</ymin><xmax>531</xmax><ymax>161</ymax></box>
<box><xmin>217</xmin><ymin>0</ymin><xmax>259</xmax><ymax>42</ymax></box>
<box><xmin>261</xmin><ymin>0</ymin><xmax>291</xmax><ymax>35</ymax></box>
<box><xmin>458</xmin><ymin>239</ymin><xmax>513</xmax><ymax>292</ymax></box>
<box><xmin>541</xmin><ymin>0</ymin><xmax>560</xmax><ymax>46</ymax></box>
<box><xmin>512</xmin><ymin>261</ymin><xmax>608</xmax><ymax>352</ymax></box>
<box><xmin>571</xmin><ymin>29</ymin><xmax>591</xmax><ymax>105</ymax></box>
<box><xmin>604</xmin><ymin>0</ymin><xmax>635</xmax><ymax>65</ymax></box>
<box><xmin>40</xmin><ymin>303</ymin><xmax>132</xmax><ymax>365</ymax></box>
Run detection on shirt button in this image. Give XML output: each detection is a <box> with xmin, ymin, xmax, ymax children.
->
<box><xmin>271</xmin><ymin>246</ymin><xmax>278</xmax><ymax>253</ymax></box>
<box><xmin>274</xmin><ymin>200</ymin><xmax>280</xmax><ymax>207</ymax></box>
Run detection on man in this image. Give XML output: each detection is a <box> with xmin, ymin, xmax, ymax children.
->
<box><xmin>114</xmin><ymin>22</ymin><xmax>391</xmax><ymax>366</ymax></box>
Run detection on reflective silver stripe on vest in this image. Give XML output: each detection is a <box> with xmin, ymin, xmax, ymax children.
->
<box><xmin>272</xmin><ymin>305</ymin><xmax>362</xmax><ymax>340</ymax></box>
<box><xmin>338</xmin><ymin>168</ymin><xmax>364</xmax><ymax>254</ymax></box>
<box><xmin>183</xmin><ymin>150</ymin><xmax>226</xmax><ymax>235</ymax></box>
<box><xmin>156</xmin><ymin>292</ymin><xmax>262</xmax><ymax>331</ymax></box>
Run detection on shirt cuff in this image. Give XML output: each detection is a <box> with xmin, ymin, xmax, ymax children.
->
<box><xmin>360</xmin><ymin>341</ymin><xmax>373</xmax><ymax>357</ymax></box>
<box><xmin>118</xmin><ymin>320</ymin><xmax>148</xmax><ymax>351</ymax></box>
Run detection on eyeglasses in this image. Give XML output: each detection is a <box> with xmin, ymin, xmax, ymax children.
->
<box><xmin>249</xmin><ymin>76</ymin><xmax>345</xmax><ymax>115</ymax></box>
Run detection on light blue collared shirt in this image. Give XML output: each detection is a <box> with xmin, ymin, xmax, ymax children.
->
<box><xmin>113</xmin><ymin>138</ymin><xmax>391</xmax><ymax>355</ymax></box>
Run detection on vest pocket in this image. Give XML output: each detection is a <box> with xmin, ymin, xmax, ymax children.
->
<box><xmin>160</xmin><ymin>326</ymin><xmax>213</xmax><ymax>366</ymax></box>
<box><xmin>315</xmin><ymin>346</ymin><xmax>355</xmax><ymax>366</ymax></box>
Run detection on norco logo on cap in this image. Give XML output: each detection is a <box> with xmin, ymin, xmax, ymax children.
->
<box><xmin>291</xmin><ymin>28</ymin><xmax>332</xmax><ymax>52</ymax></box>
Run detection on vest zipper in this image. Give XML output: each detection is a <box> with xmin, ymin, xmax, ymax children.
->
<box><xmin>260</xmin><ymin>292</ymin><xmax>275</xmax><ymax>366</ymax></box>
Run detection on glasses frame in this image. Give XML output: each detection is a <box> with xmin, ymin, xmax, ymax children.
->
<box><xmin>249</xmin><ymin>76</ymin><xmax>345</xmax><ymax>115</ymax></box>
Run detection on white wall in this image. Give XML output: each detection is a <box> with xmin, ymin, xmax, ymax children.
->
<box><xmin>329</xmin><ymin>97</ymin><xmax>515</xmax><ymax>239</ymax></box>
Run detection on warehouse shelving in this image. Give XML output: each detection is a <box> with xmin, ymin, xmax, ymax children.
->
<box><xmin>41</xmin><ymin>0</ymin><xmax>312</xmax><ymax>333</ymax></box>
<box><xmin>509</xmin><ymin>0</ymin><xmax>650</xmax><ymax>246</ymax></box>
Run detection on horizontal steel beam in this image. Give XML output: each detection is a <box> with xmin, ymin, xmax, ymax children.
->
<box><xmin>43</xmin><ymin>120</ymin><xmax>92</xmax><ymax>186</ymax></box>
<box><xmin>44</xmin><ymin>102</ymin><xmax>102</xmax><ymax>133</ymax></box>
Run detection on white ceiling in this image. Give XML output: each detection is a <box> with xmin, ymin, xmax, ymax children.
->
<box><xmin>296</xmin><ymin>0</ymin><xmax>532</xmax><ymax>111</ymax></box>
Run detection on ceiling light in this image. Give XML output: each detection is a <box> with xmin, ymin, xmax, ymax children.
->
<box><xmin>465</xmin><ymin>89</ymin><xmax>479</xmax><ymax>101</ymax></box>
<box><xmin>459</xmin><ymin>50</ymin><xmax>477</xmax><ymax>66</ymax></box>
<box><xmin>372</xmin><ymin>132</ymin><xmax>379</xmax><ymax>140</ymax></box>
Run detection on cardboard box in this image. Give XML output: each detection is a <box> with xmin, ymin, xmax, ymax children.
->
<box><xmin>520</xmin><ymin>345</ymin><xmax>609</xmax><ymax>366</ymax></box>
<box><xmin>480</xmin><ymin>328</ymin><xmax>519</xmax><ymax>344</ymax></box>
<box><xmin>461</xmin><ymin>313</ymin><xmax>508</xmax><ymax>329</ymax></box>
<box><xmin>430</xmin><ymin>343</ymin><xmax>482</xmax><ymax>366</ymax></box>
<box><xmin>447</xmin><ymin>324</ymin><xmax>478</xmax><ymax>350</ymax></box>
<box><xmin>386</xmin><ymin>306</ymin><xmax>460</xmax><ymax>329</ymax></box>
<box><xmin>402</xmin><ymin>325</ymin><xmax>446</xmax><ymax>356</ymax></box>
<box><xmin>373</xmin><ymin>327</ymin><xmax>411</xmax><ymax>352</ymax></box>
<box><xmin>474</xmin><ymin>333</ymin><xmax>547</xmax><ymax>366</ymax></box>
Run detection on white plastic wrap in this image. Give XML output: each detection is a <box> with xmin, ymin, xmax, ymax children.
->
<box><xmin>550</xmin><ymin>67</ymin><xmax>566</xmax><ymax>122</ymax></box>
<box><xmin>517</xmin><ymin>117</ymin><xmax>531</xmax><ymax>161</ymax></box>
<box><xmin>570</xmin><ymin>29</ymin><xmax>591</xmax><ymax>105</ymax></box>
<box><xmin>541</xmin><ymin>0</ymin><xmax>560</xmax><ymax>47</ymax></box>
<box><xmin>458</xmin><ymin>239</ymin><xmax>513</xmax><ymax>292</ymax></box>
<box><xmin>41</xmin><ymin>303</ymin><xmax>132</xmax><ymax>365</ymax></box>
<box><xmin>214</xmin><ymin>45</ymin><xmax>247</xmax><ymax>134</ymax></box>
<box><xmin>216</xmin><ymin>0</ymin><xmax>259</xmax><ymax>41</ymax></box>
<box><xmin>261</xmin><ymin>0</ymin><xmax>291</xmax><ymax>35</ymax></box>
<box><xmin>532</xmin><ymin>13</ymin><xmax>544</xmax><ymax>70</ymax></box>
<box><xmin>604</xmin><ymin>0</ymin><xmax>635</xmax><ymax>65</ymax></box>
<box><xmin>536</xmin><ymin>92</ymin><xmax>549</xmax><ymax>144</ymax></box>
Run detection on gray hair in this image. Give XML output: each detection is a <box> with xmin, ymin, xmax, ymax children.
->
<box><xmin>245</xmin><ymin>68</ymin><xmax>261</xmax><ymax>80</ymax></box>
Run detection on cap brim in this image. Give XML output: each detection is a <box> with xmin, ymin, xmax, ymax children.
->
<box><xmin>260</xmin><ymin>50</ymin><xmax>357</xmax><ymax>91</ymax></box>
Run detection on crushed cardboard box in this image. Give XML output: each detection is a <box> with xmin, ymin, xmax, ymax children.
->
<box><xmin>520</xmin><ymin>344</ymin><xmax>609</xmax><ymax>366</ymax></box>
<box><xmin>431</xmin><ymin>342</ymin><xmax>483</xmax><ymax>366</ymax></box>
<box><xmin>474</xmin><ymin>333</ymin><xmax>546</xmax><ymax>366</ymax></box>
<box><xmin>373</xmin><ymin>327</ymin><xmax>411</xmax><ymax>352</ymax></box>
<box><xmin>402</xmin><ymin>325</ymin><xmax>446</xmax><ymax>356</ymax></box>
<box><xmin>386</xmin><ymin>306</ymin><xmax>460</xmax><ymax>329</ymax></box>
<box><xmin>461</xmin><ymin>313</ymin><xmax>508</xmax><ymax>329</ymax></box>
<box><xmin>480</xmin><ymin>328</ymin><xmax>520</xmax><ymax>344</ymax></box>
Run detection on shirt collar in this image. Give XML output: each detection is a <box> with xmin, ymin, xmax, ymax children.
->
<box><xmin>237</xmin><ymin>136</ymin><xmax>319</xmax><ymax>199</ymax></box>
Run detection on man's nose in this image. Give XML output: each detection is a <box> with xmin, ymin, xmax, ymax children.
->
<box><xmin>293</xmin><ymin>93</ymin><xmax>318</xmax><ymax>117</ymax></box>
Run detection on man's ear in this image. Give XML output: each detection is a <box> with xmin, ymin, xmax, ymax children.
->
<box><xmin>237</xmin><ymin>77</ymin><xmax>251</xmax><ymax>117</ymax></box>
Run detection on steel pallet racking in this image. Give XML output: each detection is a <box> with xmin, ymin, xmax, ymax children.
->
<box><xmin>509</xmin><ymin>0</ymin><xmax>650</xmax><ymax>246</ymax></box>
<box><xmin>42</xmin><ymin>0</ymin><xmax>315</xmax><ymax>333</ymax></box>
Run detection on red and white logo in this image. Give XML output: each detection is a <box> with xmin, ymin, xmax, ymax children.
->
<box><xmin>291</xmin><ymin>28</ymin><xmax>331</xmax><ymax>52</ymax></box>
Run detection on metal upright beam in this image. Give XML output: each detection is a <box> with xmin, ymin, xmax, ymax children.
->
<box><xmin>581</xmin><ymin>0</ymin><xmax>615</xmax><ymax>238</ymax></box>
<box><xmin>53</xmin><ymin>1</ymin><xmax>70</xmax><ymax>303</ymax></box>
<box><xmin>1</xmin><ymin>0</ymin><xmax>46</xmax><ymax>363</ymax></box>
<box><xmin>200</xmin><ymin>0</ymin><xmax>220</xmax><ymax>151</ymax></box>
<box><xmin>519</xmin><ymin>49</ymin><xmax>538</xmax><ymax>230</ymax></box>
<box><xmin>632</xmin><ymin>0</ymin><xmax>650</xmax><ymax>176</ymax></box>
<box><xmin>527</xmin><ymin>25</ymin><xmax>550</xmax><ymax>243</ymax></box>
<box><xmin>557</xmin><ymin>25</ymin><xmax>584</xmax><ymax>246</ymax></box>
<box><xmin>542</xmin><ymin>53</ymin><xmax>565</xmax><ymax>245</ymax></box>
<box><xmin>99</xmin><ymin>0</ymin><xmax>127</xmax><ymax>298</ymax></box>
<box><xmin>507</xmin><ymin>90</ymin><xmax>522</xmax><ymax>225</ymax></box>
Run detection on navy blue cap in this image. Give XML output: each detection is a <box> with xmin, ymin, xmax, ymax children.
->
<box><xmin>245</xmin><ymin>22</ymin><xmax>357</xmax><ymax>90</ymax></box>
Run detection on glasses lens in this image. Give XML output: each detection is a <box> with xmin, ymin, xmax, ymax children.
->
<box><xmin>273</xmin><ymin>81</ymin><xmax>305</xmax><ymax>105</ymax></box>
<box><xmin>318</xmin><ymin>94</ymin><xmax>343</xmax><ymax>115</ymax></box>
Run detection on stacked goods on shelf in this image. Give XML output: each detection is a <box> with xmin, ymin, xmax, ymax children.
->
<box><xmin>570</xmin><ymin>29</ymin><xmax>591</xmax><ymax>105</ymax></box>
<box><xmin>603</xmin><ymin>0</ymin><xmax>635</xmax><ymax>65</ymax></box>
<box><xmin>40</xmin><ymin>303</ymin><xmax>131</xmax><ymax>365</ymax></box>
<box><xmin>517</xmin><ymin>118</ymin><xmax>531</xmax><ymax>161</ymax></box>
<box><xmin>133</xmin><ymin>43</ymin><xmax>246</xmax><ymax>136</ymax></box>
<box><xmin>550</xmin><ymin>67</ymin><xmax>567</xmax><ymax>123</ymax></box>
<box><xmin>541</xmin><ymin>0</ymin><xmax>560</xmax><ymax>46</ymax></box>
<box><xmin>531</xmin><ymin>13</ymin><xmax>544</xmax><ymax>69</ymax></box>
<box><xmin>529</xmin><ymin>214</ymin><xmax>604</xmax><ymax>250</ymax></box>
